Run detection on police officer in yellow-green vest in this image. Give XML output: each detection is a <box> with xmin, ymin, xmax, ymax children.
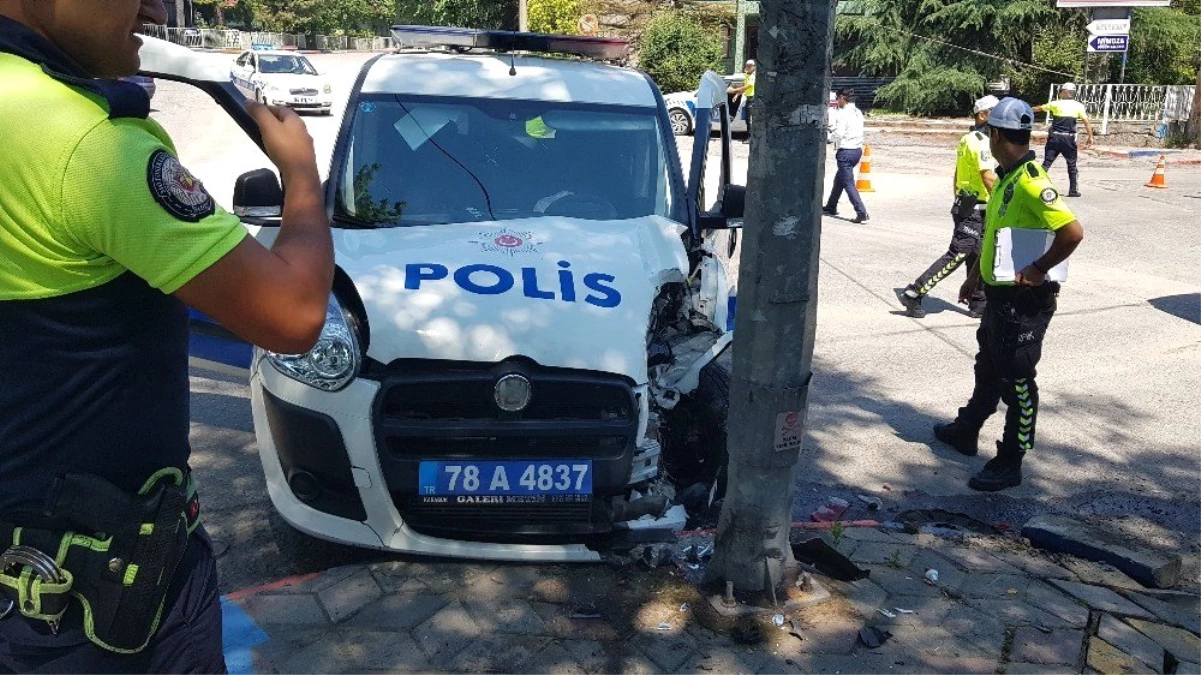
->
<box><xmin>1034</xmin><ymin>82</ymin><xmax>1094</xmax><ymax>198</ymax></box>
<box><xmin>899</xmin><ymin>95</ymin><xmax>999</xmax><ymax>319</ymax></box>
<box><xmin>932</xmin><ymin>98</ymin><xmax>1085</xmax><ymax>492</ymax></box>
<box><xmin>0</xmin><ymin>0</ymin><xmax>334</xmax><ymax>670</ymax></box>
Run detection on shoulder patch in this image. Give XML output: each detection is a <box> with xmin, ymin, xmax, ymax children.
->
<box><xmin>147</xmin><ymin>150</ymin><xmax>215</xmax><ymax>223</ymax></box>
<box><xmin>1040</xmin><ymin>187</ymin><xmax>1058</xmax><ymax>204</ymax></box>
<box><xmin>1026</xmin><ymin>163</ymin><xmax>1040</xmax><ymax>178</ymax></box>
<box><xmin>974</xmin><ymin>131</ymin><xmax>986</xmax><ymax>141</ymax></box>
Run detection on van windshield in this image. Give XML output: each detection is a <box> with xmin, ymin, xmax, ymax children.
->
<box><xmin>333</xmin><ymin>95</ymin><xmax>680</xmax><ymax>227</ymax></box>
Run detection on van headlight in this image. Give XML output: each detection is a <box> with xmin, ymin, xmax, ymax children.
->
<box><xmin>266</xmin><ymin>295</ymin><xmax>360</xmax><ymax>391</ymax></box>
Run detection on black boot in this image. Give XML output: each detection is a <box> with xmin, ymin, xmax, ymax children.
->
<box><xmin>898</xmin><ymin>286</ymin><xmax>926</xmax><ymax>318</ymax></box>
<box><xmin>933</xmin><ymin>421</ymin><xmax>979</xmax><ymax>456</ymax></box>
<box><xmin>968</xmin><ymin>442</ymin><xmax>1023</xmax><ymax>491</ymax></box>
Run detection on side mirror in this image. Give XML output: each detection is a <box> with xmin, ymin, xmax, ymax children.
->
<box><xmin>699</xmin><ymin>184</ymin><xmax>746</xmax><ymax>230</ymax></box>
<box><xmin>233</xmin><ymin>169</ymin><xmax>283</xmax><ymax>218</ymax></box>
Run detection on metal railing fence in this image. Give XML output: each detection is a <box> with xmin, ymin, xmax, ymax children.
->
<box><xmin>1046</xmin><ymin>83</ymin><xmax>1196</xmax><ymax>134</ymax></box>
<box><xmin>142</xmin><ymin>25</ymin><xmax>393</xmax><ymax>52</ymax></box>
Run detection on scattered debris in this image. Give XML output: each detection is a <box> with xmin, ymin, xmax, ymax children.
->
<box><xmin>881</xmin><ymin>484</ymin><xmax>892</xmax><ymax>491</ymax></box>
<box><xmin>1036</xmin><ymin>625</ymin><xmax>1053</xmax><ymax>634</ymax></box>
<box><xmin>796</xmin><ymin>572</ymin><xmax>814</xmax><ymax>592</ymax></box>
<box><xmin>1007</xmin><ymin>588</ymin><xmax>1019</xmax><ymax>595</ymax></box>
<box><xmin>679</xmin><ymin>603</ymin><xmax>690</xmax><ymax>612</ymax></box>
<box><xmin>639</xmin><ymin>544</ymin><xmax>673</xmax><ymax>569</ymax></box>
<box><xmin>625</xmin><ymin>504</ymin><xmax>688</xmax><ymax>533</ymax></box>
<box><xmin>858</xmin><ymin>626</ymin><xmax>893</xmax><ymax>649</ymax></box>
<box><xmin>679</xmin><ymin>483</ymin><xmax>710</xmax><ymax>512</ymax></box>
<box><xmin>898</xmin><ymin>509</ymin><xmax>1000</xmax><ymax>536</ymax></box>
<box><xmin>811</xmin><ymin>497</ymin><xmax>851</xmax><ymax>523</ymax></box>
<box><xmin>924</xmin><ymin>569</ymin><xmax>940</xmax><ymax>584</ymax></box>
<box><xmin>792</xmin><ymin>537</ymin><xmax>870</xmax><ymax>582</ymax></box>
<box><xmin>570</xmin><ymin>605</ymin><xmax>602</xmax><ymax>620</ymax></box>
<box><xmin>773</xmin><ymin>614</ymin><xmax>786</xmax><ymax>628</ymax></box>
<box><xmin>656</xmin><ymin>622</ymin><xmax>672</xmax><ymax>631</ymax></box>
<box><xmin>857</xmin><ymin>495</ymin><xmax>883</xmax><ymax>511</ymax></box>
<box><xmin>878</xmin><ymin>608</ymin><xmax>897</xmax><ymax>619</ymax></box>
<box><xmin>788</xmin><ymin>618</ymin><xmax>805</xmax><ymax>641</ymax></box>
<box><xmin>895</xmin><ymin>608</ymin><xmax>915</xmax><ymax>614</ymax></box>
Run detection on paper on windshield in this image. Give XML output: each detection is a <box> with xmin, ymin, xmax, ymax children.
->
<box><xmin>394</xmin><ymin>106</ymin><xmax>465</xmax><ymax>151</ymax></box>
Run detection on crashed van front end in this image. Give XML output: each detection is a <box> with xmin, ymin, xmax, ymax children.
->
<box><xmin>250</xmin><ymin>216</ymin><xmax>729</xmax><ymax>561</ymax></box>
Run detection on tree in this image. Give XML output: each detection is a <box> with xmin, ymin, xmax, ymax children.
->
<box><xmin>396</xmin><ymin>0</ymin><xmax>519</xmax><ymax>30</ymax></box>
<box><xmin>529</xmin><ymin>0</ymin><xmax>581</xmax><ymax>34</ymax></box>
<box><xmin>836</xmin><ymin>0</ymin><xmax>1056</xmax><ymax>114</ymax></box>
<box><xmin>1117</xmin><ymin>6</ymin><xmax>1201</xmax><ymax>85</ymax></box>
<box><xmin>638</xmin><ymin>11</ymin><xmax>724</xmax><ymax>94</ymax></box>
<box><xmin>705</xmin><ymin>0</ymin><xmax>837</xmax><ymax>594</ymax></box>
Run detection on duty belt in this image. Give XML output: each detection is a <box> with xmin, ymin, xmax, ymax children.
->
<box><xmin>0</xmin><ymin>469</ymin><xmax>199</xmax><ymax>653</ymax></box>
<box><xmin>1050</xmin><ymin>131</ymin><xmax>1076</xmax><ymax>136</ymax></box>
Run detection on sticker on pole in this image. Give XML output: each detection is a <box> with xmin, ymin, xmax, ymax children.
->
<box><xmin>774</xmin><ymin>411</ymin><xmax>804</xmax><ymax>452</ymax></box>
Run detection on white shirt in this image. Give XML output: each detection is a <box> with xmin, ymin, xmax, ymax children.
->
<box><xmin>829</xmin><ymin>103</ymin><xmax>865</xmax><ymax>151</ymax></box>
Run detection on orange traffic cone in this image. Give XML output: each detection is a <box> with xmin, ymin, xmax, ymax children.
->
<box><xmin>856</xmin><ymin>145</ymin><xmax>876</xmax><ymax>193</ymax></box>
<box><xmin>1145</xmin><ymin>155</ymin><xmax>1168</xmax><ymax>189</ymax></box>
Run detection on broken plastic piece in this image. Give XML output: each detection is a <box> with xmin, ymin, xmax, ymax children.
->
<box><xmin>773</xmin><ymin>614</ymin><xmax>786</xmax><ymax>628</ymax></box>
<box><xmin>792</xmin><ymin>537</ymin><xmax>870</xmax><ymax>581</ymax></box>
<box><xmin>656</xmin><ymin>622</ymin><xmax>672</xmax><ymax>631</ymax></box>
<box><xmin>895</xmin><ymin>608</ymin><xmax>915</xmax><ymax>614</ymax></box>
<box><xmin>679</xmin><ymin>603</ymin><xmax>690</xmax><ymax>612</ymax></box>
<box><xmin>857</xmin><ymin>495</ymin><xmax>883</xmax><ymax>511</ymax></box>
<box><xmin>924</xmin><ymin>568</ymin><xmax>939</xmax><ymax>584</ymax></box>
<box><xmin>858</xmin><ymin>626</ymin><xmax>892</xmax><ymax>649</ymax></box>
<box><xmin>810</xmin><ymin>497</ymin><xmax>851</xmax><ymax>523</ymax></box>
<box><xmin>788</xmin><ymin>618</ymin><xmax>805</xmax><ymax>640</ymax></box>
<box><xmin>877</xmin><ymin>608</ymin><xmax>897</xmax><ymax>619</ymax></box>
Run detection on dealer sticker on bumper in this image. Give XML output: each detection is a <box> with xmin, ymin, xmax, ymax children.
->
<box><xmin>419</xmin><ymin>460</ymin><xmax>592</xmax><ymax>497</ymax></box>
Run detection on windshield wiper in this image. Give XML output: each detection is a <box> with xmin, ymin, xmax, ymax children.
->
<box><xmin>331</xmin><ymin>213</ymin><xmax>382</xmax><ymax>229</ymax></box>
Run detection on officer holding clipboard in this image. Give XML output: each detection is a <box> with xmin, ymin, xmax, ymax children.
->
<box><xmin>932</xmin><ymin>97</ymin><xmax>1085</xmax><ymax>492</ymax></box>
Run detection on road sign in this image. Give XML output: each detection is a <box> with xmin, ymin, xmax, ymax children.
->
<box><xmin>1087</xmin><ymin>18</ymin><xmax>1130</xmax><ymax>34</ymax></box>
<box><xmin>1087</xmin><ymin>34</ymin><xmax>1129</xmax><ymax>52</ymax></box>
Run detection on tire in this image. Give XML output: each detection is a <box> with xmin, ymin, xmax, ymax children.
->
<box><xmin>661</xmin><ymin>360</ymin><xmax>730</xmax><ymax>494</ymax></box>
<box><xmin>669</xmin><ymin>108</ymin><xmax>692</xmax><ymax>136</ymax></box>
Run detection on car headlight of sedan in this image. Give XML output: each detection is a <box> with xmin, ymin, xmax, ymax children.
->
<box><xmin>323</xmin><ymin>83</ymin><xmax>333</xmax><ymax>94</ymax></box>
<box><xmin>266</xmin><ymin>294</ymin><xmax>361</xmax><ymax>391</ymax></box>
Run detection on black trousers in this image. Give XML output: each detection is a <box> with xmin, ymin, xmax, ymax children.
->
<box><xmin>1043</xmin><ymin>133</ymin><xmax>1078</xmax><ymax>193</ymax></box>
<box><xmin>911</xmin><ymin>207</ymin><xmax>987</xmax><ymax>311</ymax></box>
<box><xmin>957</xmin><ymin>283</ymin><xmax>1059</xmax><ymax>456</ymax></box>
<box><xmin>0</xmin><ymin>529</ymin><xmax>226</xmax><ymax>674</ymax></box>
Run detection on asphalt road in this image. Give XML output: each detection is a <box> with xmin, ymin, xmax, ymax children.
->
<box><xmin>154</xmin><ymin>53</ymin><xmax>1201</xmax><ymax>593</ymax></box>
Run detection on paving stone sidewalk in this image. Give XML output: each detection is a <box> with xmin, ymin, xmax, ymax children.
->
<box><xmin>230</xmin><ymin>528</ymin><xmax>1201</xmax><ymax>674</ymax></box>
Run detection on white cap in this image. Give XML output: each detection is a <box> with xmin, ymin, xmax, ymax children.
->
<box><xmin>973</xmin><ymin>95</ymin><xmax>1000</xmax><ymax>114</ymax></box>
<box><xmin>745</xmin><ymin>59</ymin><xmax>755</xmax><ymax>66</ymax></box>
<box><xmin>1060</xmin><ymin>82</ymin><xmax>1077</xmax><ymax>92</ymax></box>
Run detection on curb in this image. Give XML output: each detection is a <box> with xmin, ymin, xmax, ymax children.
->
<box><xmin>225</xmin><ymin>571</ymin><xmax>320</xmax><ymax>602</ymax></box>
<box><xmin>1096</xmin><ymin>149</ymin><xmax>1201</xmax><ymax>165</ymax></box>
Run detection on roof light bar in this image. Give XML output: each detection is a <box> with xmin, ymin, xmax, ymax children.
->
<box><xmin>391</xmin><ymin>25</ymin><xmax>629</xmax><ymax>61</ymax></box>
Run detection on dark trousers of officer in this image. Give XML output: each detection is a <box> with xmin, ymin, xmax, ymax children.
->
<box><xmin>1043</xmin><ymin>133</ymin><xmax>1079</xmax><ymax>193</ymax></box>
<box><xmin>956</xmin><ymin>283</ymin><xmax>1059</xmax><ymax>457</ymax></box>
<box><xmin>825</xmin><ymin>148</ymin><xmax>868</xmax><ymax>218</ymax></box>
<box><xmin>0</xmin><ymin>530</ymin><xmax>225</xmax><ymax>674</ymax></box>
<box><xmin>911</xmin><ymin>207</ymin><xmax>987</xmax><ymax>312</ymax></box>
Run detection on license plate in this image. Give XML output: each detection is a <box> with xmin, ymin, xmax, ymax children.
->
<box><xmin>294</xmin><ymin>97</ymin><xmax>314</xmax><ymax>104</ymax></box>
<box><xmin>419</xmin><ymin>460</ymin><xmax>592</xmax><ymax>497</ymax></box>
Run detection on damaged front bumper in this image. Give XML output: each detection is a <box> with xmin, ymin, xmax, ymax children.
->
<box><xmin>251</xmin><ymin>357</ymin><xmax>687</xmax><ymax>561</ymax></box>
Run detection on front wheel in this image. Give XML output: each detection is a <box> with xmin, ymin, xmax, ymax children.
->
<box><xmin>661</xmin><ymin>360</ymin><xmax>730</xmax><ymax>495</ymax></box>
<box><xmin>669</xmin><ymin>108</ymin><xmax>692</xmax><ymax>136</ymax></box>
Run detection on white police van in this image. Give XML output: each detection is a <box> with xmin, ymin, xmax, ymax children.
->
<box><xmin>140</xmin><ymin>27</ymin><xmax>744</xmax><ymax>561</ymax></box>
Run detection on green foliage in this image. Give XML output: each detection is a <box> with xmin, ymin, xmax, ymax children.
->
<box><xmin>396</xmin><ymin>0</ymin><xmax>518</xmax><ymax>30</ymax></box>
<box><xmin>836</xmin><ymin>0</ymin><xmax>1059</xmax><ymax>114</ymax></box>
<box><xmin>638</xmin><ymin>11</ymin><xmax>724</xmax><ymax>94</ymax></box>
<box><xmin>1119</xmin><ymin>7</ymin><xmax>1201</xmax><ymax>85</ymax></box>
<box><xmin>529</xmin><ymin>0</ymin><xmax>582</xmax><ymax>34</ymax></box>
<box><xmin>353</xmin><ymin>164</ymin><xmax>406</xmax><ymax>224</ymax></box>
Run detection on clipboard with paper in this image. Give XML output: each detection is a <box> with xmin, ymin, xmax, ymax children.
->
<box><xmin>993</xmin><ymin>228</ymin><xmax>1069</xmax><ymax>282</ymax></box>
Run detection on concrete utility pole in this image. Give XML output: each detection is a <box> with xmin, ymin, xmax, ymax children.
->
<box><xmin>519</xmin><ymin>0</ymin><xmax>529</xmax><ymax>32</ymax></box>
<box><xmin>1190</xmin><ymin>63</ymin><xmax>1201</xmax><ymax>148</ymax></box>
<box><xmin>175</xmin><ymin>0</ymin><xmax>185</xmax><ymax>27</ymax></box>
<box><xmin>704</xmin><ymin>0</ymin><xmax>837</xmax><ymax>593</ymax></box>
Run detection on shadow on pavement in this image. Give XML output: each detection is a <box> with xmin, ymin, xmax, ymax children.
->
<box><xmin>1148</xmin><ymin>293</ymin><xmax>1200</xmax><ymax>325</ymax></box>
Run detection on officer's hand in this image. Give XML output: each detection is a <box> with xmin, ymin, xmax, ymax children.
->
<box><xmin>245</xmin><ymin>101</ymin><xmax>318</xmax><ymax>185</ymax></box>
<box><xmin>958</xmin><ymin>280</ymin><xmax>975</xmax><ymax>304</ymax></box>
<box><xmin>1015</xmin><ymin>265</ymin><xmax>1046</xmax><ymax>287</ymax></box>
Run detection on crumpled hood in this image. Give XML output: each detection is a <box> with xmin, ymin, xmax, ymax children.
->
<box><xmin>331</xmin><ymin>216</ymin><xmax>689</xmax><ymax>384</ymax></box>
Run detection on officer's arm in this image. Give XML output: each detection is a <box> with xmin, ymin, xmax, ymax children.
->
<box><xmin>174</xmin><ymin>105</ymin><xmax>333</xmax><ymax>354</ymax></box>
<box><xmin>1081</xmin><ymin>116</ymin><xmax>1095</xmax><ymax>146</ymax></box>
<box><xmin>1033</xmin><ymin>221</ymin><xmax>1084</xmax><ymax>273</ymax></box>
<box><xmin>1032</xmin><ymin>105</ymin><xmax>1045</xmax><ymax>113</ymax></box>
<box><xmin>980</xmin><ymin>169</ymin><xmax>997</xmax><ymax>194</ymax></box>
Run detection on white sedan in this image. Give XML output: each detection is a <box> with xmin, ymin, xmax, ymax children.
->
<box><xmin>230</xmin><ymin>50</ymin><xmax>333</xmax><ymax>114</ymax></box>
